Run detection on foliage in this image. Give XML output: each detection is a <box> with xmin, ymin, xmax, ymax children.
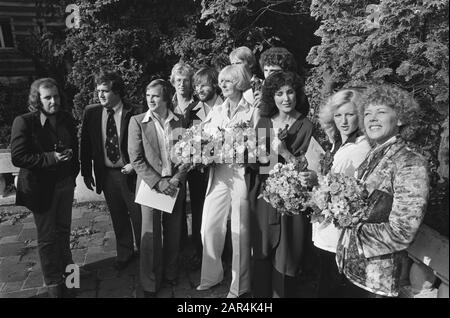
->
<box><xmin>306</xmin><ymin>0</ymin><xmax>449</xmax><ymax>235</ymax></box>
<box><xmin>0</xmin><ymin>82</ymin><xmax>30</xmax><ymax>148</ymax></box>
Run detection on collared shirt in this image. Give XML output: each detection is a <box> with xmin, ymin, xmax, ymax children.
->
<box><xmin>173</xmin><ymin>95</ymin><xmax>195</xmax><ymax>117</ymax></box>
<box><xmin>142</xmin><ymin>109</ymin><xmax>178</xmax><ymax>177</ymax></box>
<box><xmin>102</xmin><ymin>101</ymin><xmax>124</xmax><ymax>168</ymax></box>
<box><xmin>203</xmin><ymin>96</ymin><xmax>256</xmax><ymax>134</ymax></box>
<box><xmin>191</xmin><ymin>95</ymin><xmax>223</xmax><ymax>122</ymax></box>
<box><xmin>40</xmin><ymin>112</ymin><xmax>56</xmax><ymax>128</ymax></box>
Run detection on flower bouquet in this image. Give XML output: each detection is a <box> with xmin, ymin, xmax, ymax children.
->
<box><xmin>260</xmin><ymin>155</ymin><xmax>310</xmax><ymax>216</ymax></box>
<box><xmin>309</xmin><ymin>173</ymin><xmax>370</xmax><ymax>229</ymax></box>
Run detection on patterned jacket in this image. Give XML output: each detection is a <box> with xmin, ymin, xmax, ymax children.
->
<box><xmin>336</xmin><ymin>137</ymin><xmax>430</xmax><ymax>297</ymax></box>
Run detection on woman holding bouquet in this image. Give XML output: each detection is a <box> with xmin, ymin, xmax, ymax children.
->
<box><xmin>335</xmin><ymin>84</ymin><xmax>429</xmax><ymax>297</ymax></box>
<box><xmin>312</xmin><ymin>88</ymin><xmax>371</xmax><ymax>297</ymax></box>
<box><xmin>196</xmin><ymin>64</ymin><xmax>258</xmax><ymax>298</ymax></box>
<box><xmin>248</xmin><ymin>71</ymin><xmax>313</xmax><ymax>297</ymax></box>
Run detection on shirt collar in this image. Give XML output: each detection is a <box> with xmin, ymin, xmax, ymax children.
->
<box><xmin>40</xmin><ymin>112</ymin><xmax>57</xmax><ymax>127</ymax></box>
<box><xmin>104</xmin><ymin>101</ymin><xmax>123</xmax><ymax>114</ymax></box>
<box><xmin>142</xmin><ymin>109</ymin><xmax>179</xmax><ymax>124</ymax></box>
<box><xmin>193</xmin><ymin>95</ymin><xmax>223</xmax><ymax>111</ymax></box>
<box><xmin>224</xmin><ymin>96</ymin><xmax>251</xmax><ymax>116</ymax></box>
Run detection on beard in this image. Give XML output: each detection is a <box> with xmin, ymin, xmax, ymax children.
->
<box><xmin>40</xmin><ymin>107</ymin><xmax>58</xmax><ymax>117</ymax></box>
<box><xmin>198</xmin><ymin>90</ymin><xmax>216</xmax><ymax>103</ymax></box>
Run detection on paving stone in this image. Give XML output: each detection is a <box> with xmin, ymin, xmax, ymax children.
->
<box><xmin>85</xmin><ymin>249</ymin><xmax>116</xmax><ymax>264</ymax></box>
<box><xmin>0</xmin><ymin>242</ymin><xmax>25</xmax><ymax>257</ymax></box>
<box><xmin>71</xmin><ymin>208</ymin><xmax>85</xmax><ymax>219</ymax></box>
<box><xmin>98</xmin><ymin>276</ymin><xmax>134</xmax><ymax>298</ymax></box>
<box><xmin>0</xmin><ymin>235</ymin><xmax>19</xmax><ymax>244</ymax></box>
<box><xmin>22</xmin><ymin>222</ymin><xmax>36</xmax><ymax>229</ymax></box>
<box><xmin>71</xmin><ymin>248</ymin><xmax>87</xmax><ymax>265</ymax></box>
<box><xmin>22</xmin><ymin>271</ymin><xmax>43</xmax><ymax>289</ymax></box>
<box><xmin>0</xmin><ymin>288</ymin><xmax>38</xmax><ymax>298</ymax></box>
<box><xmin>0</xmin><ymin>256</ymin><xmax>28</xmax><ymax>282</ymax></box>
<box><xmin>105</xmin><ymin>231</ymin><xmax>115</xmax><ymax>239</ymax></box>
<box><xmin>71</xmin><ymin>218</ymin><xmax>92</xmax><ymax>229</ymax></box>
<box><xmin>102</xmin><ymin>237</ymin><xmax>116</xmax><ymax>252</ymax></box>
<box><xmin>18</xmin><ymin>228</ymin><xmax>37</xmax><ymax>241</ymax></box>
<box><xmin>93</xmin><ymin>220</ymin><xmax>112</xmax><ymax>233</ymax></box>
<box><xmin>94</xmin><ymin>215</ymin><xmax>109</xmax><ymax>222</ymax></box>
<box><xmin>0</xmin><ymin>224</ymin><xmax>23</xmax><ymax>238</ymax></box>
<box><xmin>22</xmin><ymin>216</ymin><xmax>35</xmax><ymax>224</ymax></box>
<box><xmin>1</xmin><ymin>281</ymin><xmax>23</xmax><ymax>293</ymax></box>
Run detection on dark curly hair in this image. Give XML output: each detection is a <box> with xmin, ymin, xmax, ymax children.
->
<box><xmin>94</xmin><ymin>70</ymin><xmax>125</xmax><ymax>98</ymax></box>
<box><xmin>28</xmin><ymin>77</ymin><xmax>64</xmax><ymax>112</ymax></box>
<box><xmin>359</xmin><ymin>84</ymin><xmax>422</xmax><ymax>141</ymax></box>
<box><xmin>260</xmin><ymin>71</ymin><xmax>309</xmax><ymax>118</ymax></box>
<box><xmin>258</xmin><ymin>47</ymin><xmax>297</xmax><ymax>73</ymax></box>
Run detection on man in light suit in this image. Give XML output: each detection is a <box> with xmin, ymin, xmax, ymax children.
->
<box><xmin>80</xmin><ymin>70</ymin><xmax>142</xmax><ymax>270</ymax></box>
<box><xmin>128</xmin><ymin>79</ymin><xmax>188</xmax><ymax>298</ymax></box>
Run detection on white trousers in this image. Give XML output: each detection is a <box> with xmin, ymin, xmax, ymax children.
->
<box><xmin>199</xmin><ymin>164</ymin><xmax>250</xmax><ymax>297</ymax></box>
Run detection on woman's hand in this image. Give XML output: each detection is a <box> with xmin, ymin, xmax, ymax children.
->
<box><xmin>121</xmin><ymin>163</ymin><xmax>134</xmax><ymax>175</ymax></box>
<box><xmin>298</xmin><ymin>170</ymin><xmax>318</xmax><ymax>188</ymax></box>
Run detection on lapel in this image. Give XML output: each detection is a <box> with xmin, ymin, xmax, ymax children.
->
<box><xmin>141</xmin><ymin>118</ymin><xmax>161</xmax><ymax>161</ymax></box>
<box><xmin>120</xmin><ymin>103</ymin><xmax>132</xmax><ymax>147</ymax></box>
<box><xmin>92</xmin><ymin>106</ymin><xmax>104</xmax><ymax>155</ymax></box>
<box><xmin>31</xmin><ymin>112</ymin><xmax>46</xmax><ymax>152</ymax></box>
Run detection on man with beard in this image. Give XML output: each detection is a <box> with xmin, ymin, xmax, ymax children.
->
<box><xmin>80</xmin><ymin>70</ymin><xmax>142</xmax><ymax>271</ymax></box>
<box><xmin>11</xmin><ymin>78</ymin><xmax>80</xmax><ymax>297</ymax></box>
<box><xmin>184</xmin><ymin>67</ymin><xmax>223</xmax><ymax>269</ymax></box>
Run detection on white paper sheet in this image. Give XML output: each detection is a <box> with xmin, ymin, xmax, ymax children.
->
<box><xmin>134</xmin><ymin>180</ymin><xmax>179</xmax><ymax>213</ymax></box>
<box><xmin>305</xmin><ymin>136</ymin><xmax>325</xmax><ymax>173</ymax></box>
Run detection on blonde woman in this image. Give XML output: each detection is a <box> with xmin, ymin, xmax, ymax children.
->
<box><xmin>196</xmin><ymin>64</ymin><xmax>258</xmax><ymax>298</ymax></box>
<box><xmin>312</xmin><ymin>88</ymin><xmax>371</xmax><ymax>297</ymax></box>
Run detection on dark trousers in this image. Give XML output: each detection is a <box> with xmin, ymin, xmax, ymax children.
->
<box><xmin>316</xmin><ymin>247</ymin><xmax>347</xmax><ymax>298</ymax></box>
<box><xmin>187</xmin><ymin>169</ymin><xmax>208</xmax><ymax>257</ymax></box>
<box><xmin>140</xmin><ymin>184</ymin><xmax>186</xmax><ymax>292</ymax></box>
<box><xmin>103</xmin><ymin>168</ymin><xmax>141</xmax><ymax>262</ymax></box>
<box><xmin>33</xmin><ymin>177</ymin><xmax>74</xmax><ymax>286</ymax></box>
<box><xmin>252</xmin><ymin>258</ymin><xmax>298</xmax><ymax>298</ymax></box>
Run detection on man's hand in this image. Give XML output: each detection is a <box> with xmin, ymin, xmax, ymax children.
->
<box><xmin>298</xmin><ymin>170</ymin><xmax>318</xmax><ymax>188</ymax></box>
<box><xmin>54</xmin><ymin>150</ymin><xmax>72</xmax><ymax>163</ymax></box>
<box><xmin>84</xmin><ymin>176</ymin><xmax>96</xmax><ymax>191</ymax></box>
<box><xmin>121</xmin><ymin>163</ymin><xmax>134</xmax><ymax>175</ymax></box>
<box><xmin>157</xmin><ymin>177</ymin><xmax>178</xmax><ymax>197</ymax></box>
<box><xmin>253</xmin><ymin>90</ymin><xmax>262</xmax><ymax>109</ymax></box>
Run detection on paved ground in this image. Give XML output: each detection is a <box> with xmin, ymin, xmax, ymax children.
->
<box><xmin>0</xmin><ymin>201</ymin><xmax>317</xmax><ymax>298</ymax></box>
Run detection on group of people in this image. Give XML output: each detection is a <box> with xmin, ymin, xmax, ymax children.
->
<box><xmin>10</xmin><ymin>45</ymin><xmax>430</xmax><ymax>299</ymax></box>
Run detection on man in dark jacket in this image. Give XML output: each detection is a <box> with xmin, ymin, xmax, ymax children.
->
<box><xmin>10</xmin><ymin>78</ymin><xmax>80</xmax><ymax>297</ymax></box>
<box><xmin>80</xmin><ymin>70</ymin><xmax>142</xmax><ymax>271</ymax></box>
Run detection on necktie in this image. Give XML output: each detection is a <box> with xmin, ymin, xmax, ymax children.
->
<box><xmin>105</xmin><ymin>108</ymin><xmax>120</xmax><ymax>164</ymax></box>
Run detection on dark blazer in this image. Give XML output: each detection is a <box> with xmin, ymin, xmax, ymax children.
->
<box><xmin>80</xmin><ymin>102</ymin><xmax>142</xmax><ymax>194</ymax></box>
<box><xmin>11</xmin><ymin>110</ymin><xmax>80</xmax><ymax>213</ymax></box>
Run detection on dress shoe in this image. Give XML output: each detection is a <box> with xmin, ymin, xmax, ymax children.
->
<box><xmin>196</xmin><ymin>281</ymin><xmax>221</xmax><ymax>291</ymax></box>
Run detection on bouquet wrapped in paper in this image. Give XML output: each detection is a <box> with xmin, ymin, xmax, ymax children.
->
<box><xmin>260</xmin><ymin>155</ymin><xmax>310</xmax><ymax>216</ymax></box>
<box><xmin>309</xmin><ymin>173</ymin><xmax>370</xmax><ymax>229</ymax></box>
